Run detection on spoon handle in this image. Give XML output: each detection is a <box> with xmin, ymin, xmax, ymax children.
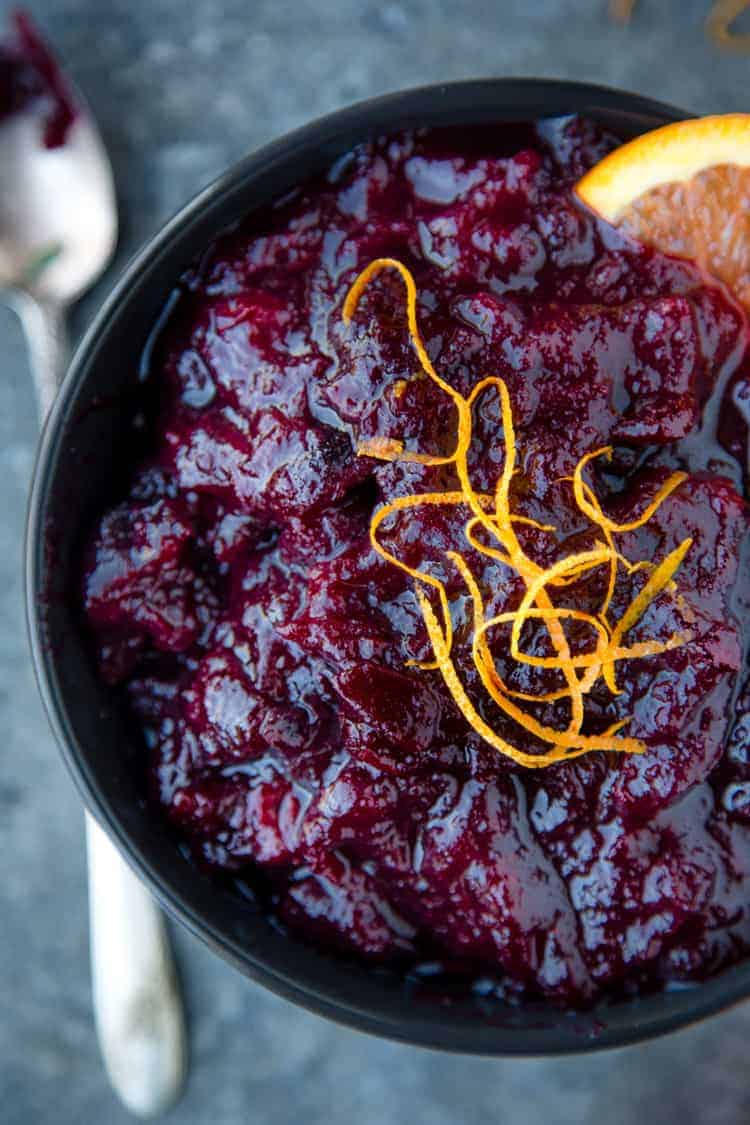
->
<box><xmin>18</xmin><ymin>291</ymin><xmax>187</xmax><ymax>1116</ymax></box>
<box><xmin>15</xmin><ymin>293</ymin><xmax>68</xmax><ymax>419</ymax></box>
<box><xmin>86</xmin><ymin>816</ymin><xmax>187</xmax><ymax>1117</ymax></box>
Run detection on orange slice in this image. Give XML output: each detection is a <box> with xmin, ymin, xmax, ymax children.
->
<box><xmin>574</xmin><ymin>113</ymin><xmax>750</xmax><ymax>310</ymax></box>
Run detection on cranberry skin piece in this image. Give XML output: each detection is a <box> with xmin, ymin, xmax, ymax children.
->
<box><xmin>208</xmin><ymin>511</ymin><xmax>269</xmax><ymax>565</ymax></box>
<box><xmin>278</xmin><ymin>503</ymin><xmax>370</xmax><ymax>567</ymax></box>
<box><xmin>84</xmin><ymin>498</ymin><xmax>192</xmax><ymax>602</ymax></box>
<box><xmin>407</xmin><ymin>775</ymin><xmax>595</xmax><ymax>1001</ymax></box>
<box><xmin>279</xmin><ymin>853</ymin><xmax>417</xmax><ymax>958</ymax></box>
<box><xmin>170</xmin><ymin>767</ymin><xmax>305</xmax><ymax>868</ymax></box>
<box><xmin>83</xmin><ymin>499</ymin><xmax>201</xmax><ymax>656</ymax></box>
<box><xmin>229</xmin><ymin>583</ymin><xmax>312</xmax><ymax>705</ymax></box>
<box><xmin>610</xmin><ymin>295</ymin><xmax>702</xmax><ymax>444</ymax></box>
<box><xmin>276</xmin><ymin>538</ymin><xmax>402</xmax><ymax>668</ymax></box>
<box><xmin>529</xmin><ymin>756</ymin><xmax>612</xmax><ymax>846</ymax></box>
<box><xmin>564</xmin><ymin>785</ymin><xmax>740</xmax><ymax>986</ymax></box>
<box><xmin>127</xmin><ymin>673</ymin><xmax>201</xmax><ymax>804</ymax></box>
<box><xmin>405</xmin><ymin>150</ymin><xmax>548</xmax><ymax>290</ymax></box>
<box><xmin>184</xmin><ymin>650</ymin><xmax>269</xmax><ymax>764</ymax></box>
<box><xmin>301</xmin><ymin>760</ymin><xmax>405</xmax><ymax>862</ymax></box>
<box><xmin>318</xmin><ymin>275</ymin><xmax>455</xmax><ymax>456</ymax></box>
<box><xmin>300</xmin><ymin>755</ymin><xmax>449</xmax><ymax>882</ymax></box>
<box><xmin>166</xmin><ymin>406</ymin><xmax>365</xmax><ymax>521</ymax></box>
<box><xmin>605</xmin><ymin>648</ymin><xmax>737</xmax><ymax>825</ymax></box>
<box><xmin>536</xmin><ymin>115</ymin><xmax>618</xmax><ymax>181</ymax></box>
<box><xmin>333</xmin><ymin>663</ymin><xmax>442</xmax><ymax>756</ymax></box>
<box><xmin>533</xmin><ymin>195</ymin><xmax>595</xmax><ymax>276</ymax></box>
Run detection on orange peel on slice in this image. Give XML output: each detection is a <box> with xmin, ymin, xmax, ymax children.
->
<box><xmin>574</xmin><ymin>113</ymin><xmax>750</xmax><ymax>312</ymax></box>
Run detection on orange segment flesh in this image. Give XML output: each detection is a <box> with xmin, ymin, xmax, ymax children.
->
<box><xmin>575</xmin><ymin>114</ymin><xmax>750</xmax><ymax>311</ymax></box>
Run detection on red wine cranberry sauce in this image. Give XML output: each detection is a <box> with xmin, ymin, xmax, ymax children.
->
<box><xmin>0</xmin><ymin>11</ymin><xmax>76</xmax><ymax>149</ymax></box>
<box><xmin>82</xmin><ymin>118</ymin><xmax>750</xmax><ymax>1005</ymax></box>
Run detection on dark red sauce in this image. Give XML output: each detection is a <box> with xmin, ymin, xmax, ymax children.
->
<box><xmin>0</xmin><ymin>10</ymin><xmax>76</xmax><ymax>148</ymax></box>
<box><xmin>82</xmin><ymin>118</ymin><xmax>750</xmax><ymax>1006</ymax></box>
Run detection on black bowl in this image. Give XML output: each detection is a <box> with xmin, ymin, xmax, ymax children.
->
<box><xmin>26</xmin><ymin>78</ymin><xmax>749</xmax><ymax>1054</ymax></box>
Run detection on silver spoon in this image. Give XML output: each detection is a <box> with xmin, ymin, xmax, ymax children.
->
<box><xmin>0</xmin><ymin>45</ymin><xmax>187</xmax><ymax>1119</ymax></box>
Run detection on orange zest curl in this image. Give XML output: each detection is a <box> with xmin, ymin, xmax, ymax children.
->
<box><xmin>343</xmin><ymin>257</ymin><xmax>694</xmax><ymax>768</ymax></box>
<box><xmin>610</xmin><ymin>2</ymin><xmax>750</xmax><ymax>54</ymax></box>
<box><xmin>707</xmin><ymin>2</ymin><xmax>750</xmax><ymax>51</ymax></box>
<box><xmin>357</xmin><ymin>436</ymin><xmax>405</xmax><ymax>460</ymax></box>
<box><xmin>572</xmin><ymin>447</ymin><xmax>688</xmax><ymax>534</ymax></box>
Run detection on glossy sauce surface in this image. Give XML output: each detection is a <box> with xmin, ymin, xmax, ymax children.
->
<box><xmin>83</xmin><ymin>118</ymin><xmax>750</xmax><ymax>1005</ymax></box>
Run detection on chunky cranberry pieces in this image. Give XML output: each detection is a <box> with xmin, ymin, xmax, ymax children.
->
<box><xmin>82</xmin><ymin>120</ymin><xmax>750</xmax><ymax>1005</ymax></box>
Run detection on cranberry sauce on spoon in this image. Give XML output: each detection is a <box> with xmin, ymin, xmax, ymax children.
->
<box><xmin>0</xmin><ymin>10</ymin><xmax>76</xmax><ymax>148</ymax></box>
<box><xmin>81</xmin><ymin>117</ymin><xmax>750</xmax><ymax>1007</ymax></box>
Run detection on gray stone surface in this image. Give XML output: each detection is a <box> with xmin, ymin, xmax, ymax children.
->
<box><xmin>2</xmin><ymin>0</ymin><xmax>750</xmax><ymax>1120</ymax></box>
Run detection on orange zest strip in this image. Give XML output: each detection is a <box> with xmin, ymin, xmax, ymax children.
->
<box><xmin>370</xmin><ymin>490</ymin><xmax>491</xmax><ymax>665</ymax></box>
<box><xmin>370</xmin><ymin>490</ymin><xmax>495</xmax><ymax>669</ymax></box>
<box><xmin>707</xmin><ymin>1</ymin><xmax>750</xmax><ymax>51</ymax></box>
<box><xmin>463</xmin><ymin>516</ymin><xmax>513</xmax><ymax>566</ymax></box>
<box><xmin>415</xmin><ymin>590</ymin><xmax>618</xmax><ymax>768</ymax></box>
<box><xmin>357</xmin><ymin>436</ymin><xmax>405</xmax><ymax>460</ymax></box>
<box><xmin>451</xmin><ymin>373</ymin><xmax>589</xmax><ymax>738</ymax></box>
<box><xmin>616</xmin><ymin>537</ymin><xmax>694</xmax><ymax>637</ymax></box>
<box><xmin>344</xmin><ymin>259</ymin><xmax>585</xmax><ymax>732</ymax></box>
<box><xmin>495</xmin><ymin>548</ymin><xmax>612</xmax><ymax>679</ymax></box>
<box><xmin>470</xmin><ymin>378</ymin><xmax>592</xmax><ymax>735</ymax></box>
<box><xmin>604</xmin><ymin>537</ymin><xmax>694</xmax><ymax>693</ymax></box>
<box><xmin>573</xmin><ymin>446</ymin><xmax>688</xmax><ymax>533</ymax></box>
<box><xmin>345</xmin><ymin>257</ymin><xmax>465</xmax><ymax>470</ymax></box>
<box><xmin>343</xmin><ymin>257</ymin><xmax>694</xmax><ymax>767</ymax></box>
<box><xmin>510</xmin><ymin>515</ymin><xmax>556</xmax><ymax>532</ymax></box>
<box><xmin>614</xmin><ymin>0</ymin><xmax>750</xmax><ymax>53</ymax></box>
<box><xmin>579</xmin><ymin>479</ymin><xmax>618</xmax><ymax>620</ymax></box>
<box><xmin>484</xmin><ymin>607</ymin><xmax>612</xmax><ymax>671</ymax></box>
<box><xmin>482</xmin><ymin>376</ymin><xmax>516</xmax><ymax>522</ymax></box>
<box><xmin>451</xmin><ymin>550</ymin><xmax>641</xmax><ymax>754</ymax></box>
<box><xmin>343</xmin><ymin>257</ymin><xmax>458</xmax><ymax>400</ymax></box>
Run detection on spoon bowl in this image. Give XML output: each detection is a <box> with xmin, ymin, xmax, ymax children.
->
<box><xmin>0</xmin><ymin>10</ymin><xmax>115</xmax><ymax>305</ymax></box>
<box><xmin>0</xmin><ymin>108</ymin><xmax>116</xmax><ymax>302</ymax></box>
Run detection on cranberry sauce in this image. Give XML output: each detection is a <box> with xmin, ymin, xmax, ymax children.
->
<box><xmin>82</xmin><ymin>118</ymin><xmax>750</xmax><ymax>1006</ymax></box>
<box><xmin>0</xmin><ymin>11</ymin><xmax>76</xmax><ymax>148</ymax></box>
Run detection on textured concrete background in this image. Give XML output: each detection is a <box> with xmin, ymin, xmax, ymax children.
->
<box><xmin>3</xmin><ymin>1</ymin><xmax>750</xmax><ymax>1121</ymax></box>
